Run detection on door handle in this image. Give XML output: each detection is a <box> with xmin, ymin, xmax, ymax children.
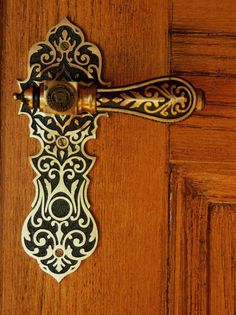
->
<box><xmin>14</xmin><ymin>77</ymin><xmax>204</xmax><ymax>122</ymax></box>
<box><xmin>14</xmin><ymin>18</ymin><xmax>205</xmax><ymax>282</ymax></box>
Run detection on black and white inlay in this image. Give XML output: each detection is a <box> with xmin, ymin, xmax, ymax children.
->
<box><xmin>17</xmin><ymin>18</ymin><xmax>109</xmax><ymax>281</ymax></box>
<box><xmin>21</xmin><ymin>110</ymin><xmax>101</xmax><ymax>281</ymax></box>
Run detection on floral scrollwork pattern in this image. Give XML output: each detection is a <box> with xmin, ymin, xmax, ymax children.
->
<box><xmin>21</xmin><ymin>110</ymin><xmax>102</xmax><ymax>281</ymax></box>
<box><xmin>96</xmin><ymin>78</ymin><xmax>199</xmax><ymax>123</ymax></box>
<box><xmin>17</xmin><ymin>18</ymin><xmax>108</xmax><ymax>281</ymax></box>
<box><xmin>21</xmin><ymin>17</ymin><xmax>109</xmax><ymax>91</ymax></box>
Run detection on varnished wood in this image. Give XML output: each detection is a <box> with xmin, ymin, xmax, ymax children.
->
<box><xmin>1</xmin><ymin>0</ymin><xmax>236</xmax><ymax>314</ymax></box>
<box><xmin>172</xmin><ymin>0</ymin><xmax>236</xmax><ymax>34</ymax></box>
<box><xmin>169</xmin><ymin>167</ymin><xmax>236</xmax><ymax>313</ymax></box>
<box><xmin>172</xmin><ymin>33</ymin><xmax>236</xmax><ymax>76</ymax></box>
<box><xmin>170</xmin><ymin>126</ymin><xmax>236</xmax><ymax>163</ymax></box>
<box><xmin>169</xmin><ymin>168</ymin><xmax>236</xmax><ymax>314</ymax></box>
<box><xmin>0</xmin><ymin>1</ymin><xmax>169</xmax><ymax>314</ymax></box>
<box><xmin>169</xmin><ymin>0</ymin><xmax>236</xmax><ymax>313</ymax></box>
<box><xmin>171</xmin><ymin>1</ymin><xmax>236</xmax><ymax>121</ymax></box>
<box><xmin>209</xmin><ymin>204</ymin><xmax>236</xmax><ymax>315</ymax></box>
<box><xmin>169</xmin><ymin>171</ymin><xmax>209</xmax><ymax>315</ymax></box>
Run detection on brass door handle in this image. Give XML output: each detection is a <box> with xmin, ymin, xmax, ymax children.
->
<box><xmin>14</xmin><ymin>18</ymin><xmax>205</xmax><ymax>282</ymax></box>
<box><xmin>14</xmin><ymin>77</ymin><xmax>204</xmax><ymax>123</ymax></box>
<box><xmin>97</xmin><ymin>78</ymin><xmax>204</xmax><ymax>121</ymax></box>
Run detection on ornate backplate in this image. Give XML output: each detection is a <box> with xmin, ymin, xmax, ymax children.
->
<box><xmin>19</xmin><ymin>18</ymin><xmax>108</xmax><ymax>282</ymax></box>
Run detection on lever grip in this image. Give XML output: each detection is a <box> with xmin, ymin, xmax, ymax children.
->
<box><xmin>96</xmin><ymin>77</ymin><xmax>205</xmax><ymax>123</ymax></box>
<box><xmin>14</xmin><ymin>77</ymin><xmax>205</xmax><ymax>123</ymax></box>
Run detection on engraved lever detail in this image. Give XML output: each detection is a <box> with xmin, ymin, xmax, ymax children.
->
<box><xmin>14</xmin><ymin>77</ymin><xmax>204</xmax><ymax>123</ymax></box>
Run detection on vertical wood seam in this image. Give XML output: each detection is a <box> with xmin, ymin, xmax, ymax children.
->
<box><xmin>167</xmin><ymin>0</ymin><xmax>174</xmax><ymax>313</ymax></box>
<box><xmin>0</xmin><ymin>1</ymin><xmax>6</xmax><ymax>312</ymax></box>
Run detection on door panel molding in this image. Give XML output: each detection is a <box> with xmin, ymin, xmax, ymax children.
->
<box><xmin>169</xmin><ymin>167</ymin><xmax>236</xmax><ymax>314</ymax></box>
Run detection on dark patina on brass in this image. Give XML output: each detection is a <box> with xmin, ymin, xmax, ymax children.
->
<box><xmin>46</xmin><ymin>82</ymin><xmax>76</xmax><ymax>112</ymax></box>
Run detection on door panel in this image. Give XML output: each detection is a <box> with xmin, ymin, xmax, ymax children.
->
<box><xmin>1</xmin><ymin>1</ymin><xmax>169</xmax><ymax>314</ymax></box>
<box><xmin>169</xmin><ymin>171</ymin><xmax>209</xmax><ymax>315</ymax></box>
<box><xmin>169</xmin><ymin>168</ymin><xmax>236</xmax><ymax>314</ymax></box>
<box><xmin>209</xmin><ymin>204</ymin><xmax>236</xmax><ymax>315</ymax></box>
<box><xmin>170</xmin><ymin>1</ymin><xmax>236</xmax><ymax>313</ymax></box>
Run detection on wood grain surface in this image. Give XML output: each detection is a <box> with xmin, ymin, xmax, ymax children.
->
<box><xmin>0</xmin><ymin>1</ymin><xmax>169</xmax><ymax>314</ymax></box>
<box><xmin>169</xmin><ymin>168</ymin><xmax>236</xmax><ymax>314</ymax></box>
<box><xmin>170</xmin><ymin>0</ymin><xmax>236</xmax><ymax>314</ymax></box>
<box><xmin>209</xmin><ymin>204</ymin><xmax>236</xmax><ymax>315</ymax></box>
<box><xmin>1</xmin><ymin>0</ymin><xmax>236</xmax><ymax>314</ymax></box>
<box><xmin>172</xmin><ymin>0</ymin><xmax>236</xmax><ymax>34</ymax></box>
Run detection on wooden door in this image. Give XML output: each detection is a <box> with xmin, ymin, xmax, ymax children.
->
<box><xmin>0</xmin><ymin>1</ymin><xmax>235</xmax><ymax>314</ymax></box>
<box><xmin>169</xmin><ymin>1</ymin><xmax>236</xmax><ymax>314</ymax></box>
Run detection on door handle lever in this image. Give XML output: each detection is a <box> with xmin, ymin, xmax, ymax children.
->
<box><xmin>14</xmin><ymin>18</ymin><xmax>205</xmax><ymax>282</ymax></box>
<box><xmin>14</xmin><ymin>77</ymin><xmax>204</xmax><ymax>123</ymax></box>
